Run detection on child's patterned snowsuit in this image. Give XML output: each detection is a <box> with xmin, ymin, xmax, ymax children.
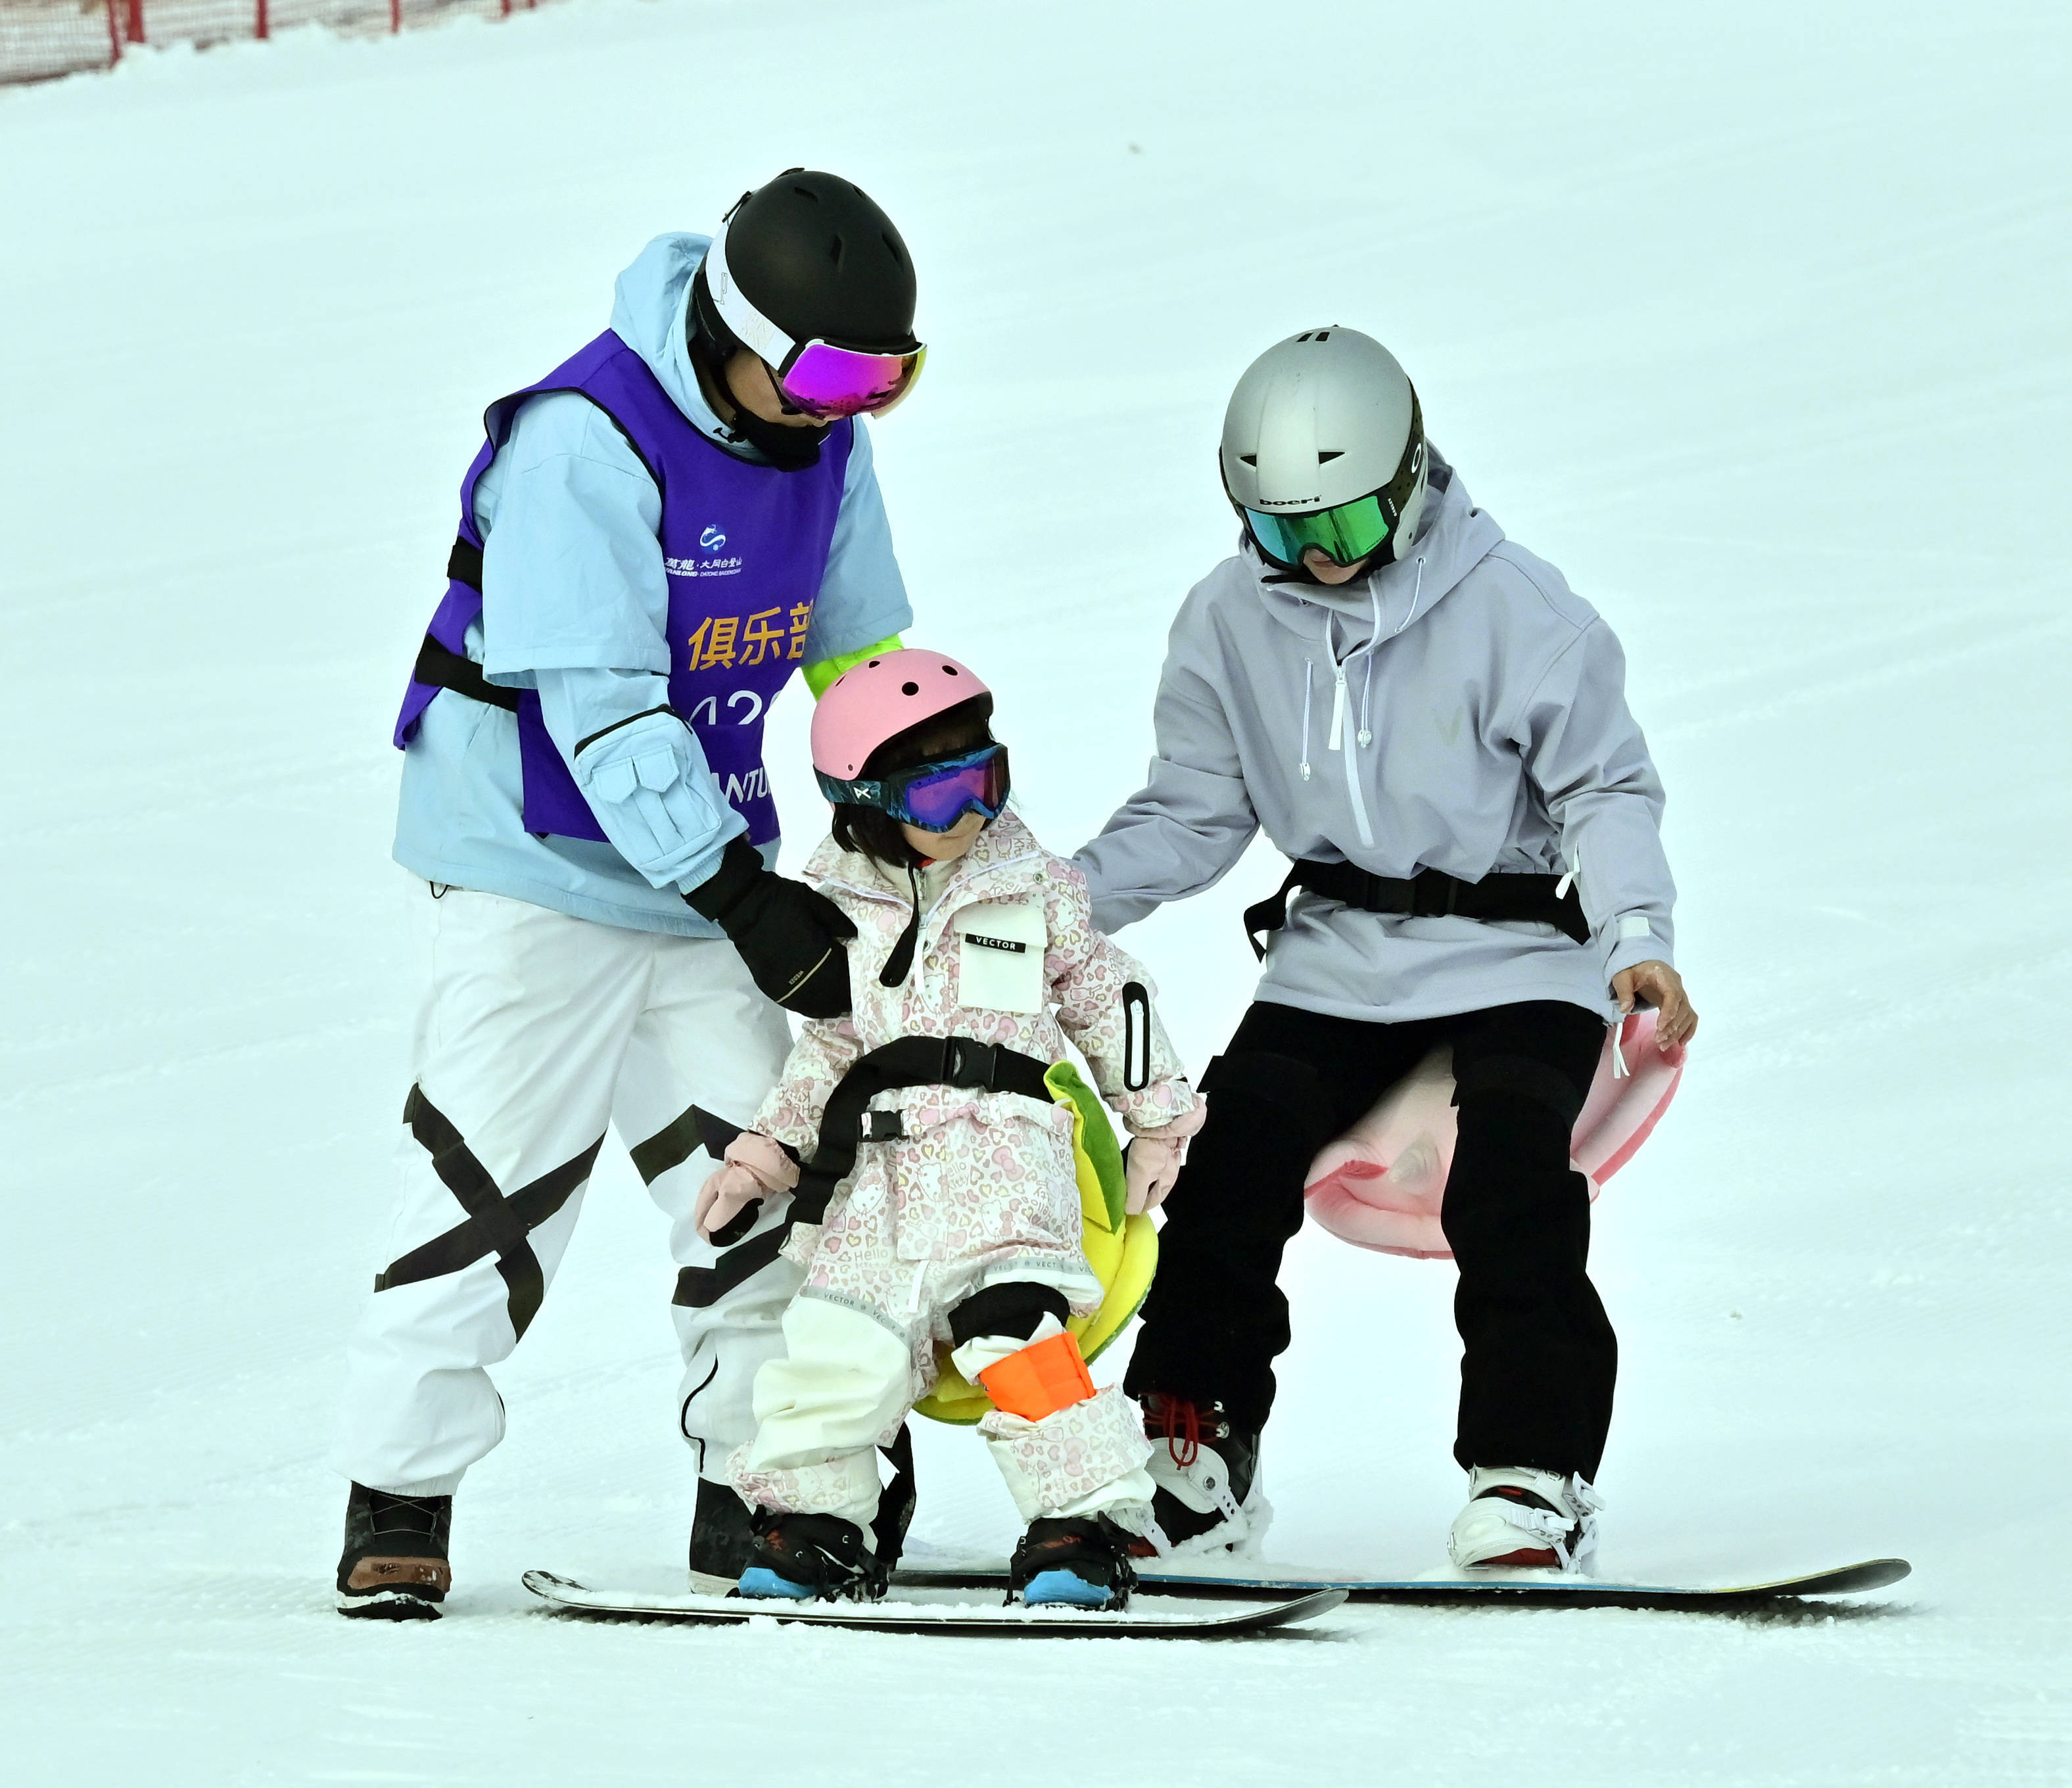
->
<box><xmin>727</xmin><ymin>809</ymin><xmax>1192</xmax><ymax>1536</ymax></box>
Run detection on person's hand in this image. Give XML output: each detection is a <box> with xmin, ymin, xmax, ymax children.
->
<box><xmin>694</xmin><ymin>1131</ymin><xmax>801</xmax><ymax>1243</ymax></box>
<box><xmin>695</xmin><ymin>1162</ymin><xmax>766</xmax><ymax>1243</ymax></box>
<box><xmin>1611</xmin><ymin>959</ymin><xmax>1697</xmax><ymax>1050</ymax></box>
<box><xmin>683</xmin><ymin>837</ymin><xmax>856</xmax><ymax>1018</ymax></box>
<box><xmin>1123</xmin><ymin>1094</ymin><xmax>1209</xmax><ymax>1215</ymax></box>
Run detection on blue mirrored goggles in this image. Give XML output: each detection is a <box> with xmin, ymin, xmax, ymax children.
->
<box><xmin>816</xmin><ymin>744</ymin><xmax>1011</xmax><ymax>832</ymax></box>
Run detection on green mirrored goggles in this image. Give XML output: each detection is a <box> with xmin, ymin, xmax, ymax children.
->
<box><xmin>1242</xmin><ymin>492</ymin><xmax>1395</xmax><ymax>571</ymax></box>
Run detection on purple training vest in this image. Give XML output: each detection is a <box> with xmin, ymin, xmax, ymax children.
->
<box><xmin>392</xmin><ymin>330</ymin><xmax>852</xmax><ymax>848</ymax></box>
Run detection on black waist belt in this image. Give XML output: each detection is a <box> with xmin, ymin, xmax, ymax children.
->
<box><xmin>411</xmin><ymin>536</ymin><xmax>519</xmax><ymax>713</ymax></box>
<box><xmin>672</xmin><ymin>1035</ymin><xmax>1054</xmax><ymax>1309</ymax></box>
<box><xmin>1242</xmin><ymin>859</ymin><xmax>1589</xmax><ymax>960</ymax></box>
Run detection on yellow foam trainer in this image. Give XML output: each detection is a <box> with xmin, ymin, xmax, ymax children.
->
<box><xmin>913</xmin><ymin>1062</ymin><xmax>1159</xmax><ymax>1424</ymax></box>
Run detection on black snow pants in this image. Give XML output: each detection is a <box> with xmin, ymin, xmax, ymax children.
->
<box><xmin>1123</xmin><ymin>999</ymin><xmax>1616</xmax><ymax>1479</ymax></box>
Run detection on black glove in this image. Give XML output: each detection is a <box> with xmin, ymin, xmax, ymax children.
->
<box><xmin>684</xmin><ymin>837</ymin><xmax>856</xmax><ymax>1018</ymax></box>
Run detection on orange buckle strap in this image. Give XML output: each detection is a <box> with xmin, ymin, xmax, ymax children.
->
<box><xmin>976</xmin><ymin>1329</ymin><xmax>1096</xmax><ymax>1421</ymax></box>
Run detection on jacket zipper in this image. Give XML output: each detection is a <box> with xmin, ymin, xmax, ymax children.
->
<box><xmin>1323</xmin><ymin>615</ymin><xmax>1377</xmax><ymax>850</ymax></box>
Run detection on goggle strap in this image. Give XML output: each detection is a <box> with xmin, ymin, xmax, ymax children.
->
<box><xmin>703</xmin><ymin>220</ymin><xmax>802</xmax><ymax>375</ymax></box>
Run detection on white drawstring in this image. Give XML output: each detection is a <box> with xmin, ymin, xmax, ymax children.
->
<box><xmin>1302</xmin><ymin>553</ymin><xmax>1427</xmax><ymax>772</ymax></box>
<box><xmin>1354</xmin><ymin>558</ymin><xmax>1423</xmax><ymax>749</ymax></box>
<box><xmin>1359</xmin><ymin>582</ymin><xmax>1382</xmax><ymax>747</ymax></box>
<box><xmin>1394</xmin><ymin>557</ymin><xmax>1426</xmax><ymax>639</ymax></box>
<box><xmin>1610</xmin><ymin>1019</ymin><xmax>1630</xmax><ymax>1080</ymax></box>
<box><xmin>1556</xmin><ymin>845</ymin><xmax>1580</xmax><ymax>902</ymax></box>
<box><xmin>1299</xmin><ymin>661</ymin><xmax>1313</xmax><ymax>782</ymax></box>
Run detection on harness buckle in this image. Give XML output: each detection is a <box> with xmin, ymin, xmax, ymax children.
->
<box><xmin>939</xmin><ymin>1037</ymin><xmax>1000</xmax><ymax>1091</ymax></box>
<box><xmin>863</xmin><ymin>1110</ymin><xmax>906</xmax><ymax>1142</ymax></box>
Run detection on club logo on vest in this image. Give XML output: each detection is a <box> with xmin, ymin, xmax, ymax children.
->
<box><xmin>666</xmin><ymin>524</ymin><xmax>745</xmax><ymax>580</ymax></box>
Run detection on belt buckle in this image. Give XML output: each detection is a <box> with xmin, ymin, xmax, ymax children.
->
<box><xmin>863</xmin><ymin>1110</ymin><xmax>906</xmax><ymax>1142</ymax></box>
<box><xmin>941</xmin><ymin>1037</ymin><xmax>998</xmax><ymax>1090</ymax></box>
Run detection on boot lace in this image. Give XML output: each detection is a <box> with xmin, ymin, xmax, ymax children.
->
<box><xmin>1148</xmin><ymin>1396</ymin><xmax>1228</xmax><ymax>1468</ymax></box>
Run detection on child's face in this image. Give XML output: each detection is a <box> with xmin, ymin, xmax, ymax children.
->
<box><xmin>900</xmin><ymin>809</ymin><xmax>987</xmax><ymax>864</ymax></box>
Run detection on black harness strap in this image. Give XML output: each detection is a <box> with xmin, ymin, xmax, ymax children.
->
<box><xmin>447</xmin><ymin>536</ymin><xmax>484</xmax><ymax>590</ymax></box>
<box><xmin>870</xmin><ymin>1423</ymin><xmax>919</xmax><ymax>1568</ymax></box>
<box><xmin>412</xmin><ymin>634</ymin><xmax>521</xmax><ymax>715</ymax></box>
<box><xmin>376</xmin><ymin>1086</ymin><xmax>605</xmax><ymax>1341</ymax></box>
<box><xmin>672</xmin><ymin>1036</ymin><xmax>1054</xmax><ymax>1311</ymax></box>
<box><xmin>1242</xmin><ymin>859</ymin><xmax>1589</xmax><ymax>960</ymax></box>
<box><xmin>408</xmin><ymin>536</ymin><xmax>515</xmax><ymax>715</ymax></box>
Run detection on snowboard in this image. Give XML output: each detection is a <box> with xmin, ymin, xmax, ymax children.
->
<box><xmin>891</xmin><ymin>1556</ymin><xmax>1912</xmax><ymax>1611</ymax></box>
<box><xmin>521</xmin><ymin>1570</ymin><xmax>1346</xmax><ymax>1636</ymax></box>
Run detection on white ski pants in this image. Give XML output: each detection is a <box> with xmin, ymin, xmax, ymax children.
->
<box><xmin>330</xmin><ymin>887</ymin><xmax>796</xmax><ymax>1497</ymax></box>
<box><xmin>729</xmin><ymin>1290</ymin><xmax>1156</xmax><ymax>1538</ymax></box>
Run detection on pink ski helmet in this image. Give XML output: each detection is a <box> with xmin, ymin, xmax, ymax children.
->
<box><xmin>810</xmin><ymin>649</ymin><xmax>991</xmax><ymax>780</ymax></box>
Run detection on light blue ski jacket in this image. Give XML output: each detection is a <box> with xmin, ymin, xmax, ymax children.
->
<box><xmin>392</xmin><ymin>233</ymin><xmax>912</xmax><ymax>935</ymax></box>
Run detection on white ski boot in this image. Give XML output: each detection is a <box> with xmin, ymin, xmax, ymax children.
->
<box><xmin>1448</xmin><ymin>1466</ymin><xmax>1602</xmax><ymax>1573</ymax></box>
<box><xmin>1137</xmin><ymin>1394</ymin><xmax>1273</xmax><ymax>1558</ymax></box>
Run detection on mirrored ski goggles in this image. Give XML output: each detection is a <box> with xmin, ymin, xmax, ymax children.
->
<box><xmin>706</xmin><ymin>218</ymin><xmax>926</xmax><ymax>420</ymax></box>
<box><xmin>775</xmin><ymin>340</ymin><xmax>926</xmax><ymax>419</ymax></box>
<box><xmin>1242</xmin><ymin>491</ymin><xmax>1399</xmax><ymax>571</ymax></box>
<box><xmin>817</xmin><ymin>744</ymin><xmax>1011</xmax><ymax>832</ymax></box>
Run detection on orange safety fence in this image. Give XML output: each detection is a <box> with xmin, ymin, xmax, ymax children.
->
<box><xmin>2</xmin><ymin>0</ymin><xmax>547</xmax><ymax>87</ymax></box>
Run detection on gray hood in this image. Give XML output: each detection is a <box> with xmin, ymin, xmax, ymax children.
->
<box><xmin>1077</xmin><ymin>453</ymin><xmax>1676</xmax><ymax>1025</ymax></box>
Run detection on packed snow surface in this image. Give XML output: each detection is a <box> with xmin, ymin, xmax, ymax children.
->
<box><xmin>3</xmin><ymin>2</ymin><xmax>2068</xmax><ymax>1781</ymax></box>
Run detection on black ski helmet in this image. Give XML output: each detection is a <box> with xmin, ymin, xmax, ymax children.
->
<box><xmin>692</xmin><ymin>169</ymin><xmax>919</xmax><ymax>362</ymax></box>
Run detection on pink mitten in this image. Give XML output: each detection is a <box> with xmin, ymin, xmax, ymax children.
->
<box><xmin>1124</xmin><ymin>1095</ymin><xmax>1208</xmax><ymax>1215</ymax></box>
<box><xmin>695</xmin><ymin>1132</ymin><xmax>799</xmax><ymax>1242</ymax></box>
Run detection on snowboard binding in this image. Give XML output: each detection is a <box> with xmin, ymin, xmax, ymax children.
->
<box><xmin>1137</xmin><ymin>1394</ymin><xmax>1267</xmax><ymax>1556</ymax></box>
<box><xmin>736</xmin><ymin>1510</ymin><xmax>889</xmax><ymax>1603</ymax></box>
<box><xmin>1009</xmin><ymin>1514</ymin><xmax>1139</xmax><ymax>1610</ymax></box>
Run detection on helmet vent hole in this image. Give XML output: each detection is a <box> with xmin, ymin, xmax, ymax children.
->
<box><xmin>828</xmin><ymin>235</ymin><xmax>845</xmax><ymax>266</ymax></box>
<box><xmin>1317</xmin><ymin>450</ymin><xmax>1343</xmax><ymax>463</ymax></box>
<box><xmin>901</xmin><ymin>681</ymin><xmax>920</xmax><ymax>696</ymax></box>
<box><xmin>867</xmin><ymin>659</ymin><xmax>882</xmax><ymax>668</ymax></box>
<box><xmin>1238</xmin><ymin>454</ymin><xmax>1257</xmax><ymax>466</ymax></box>
<box><xmin>943</xmin><ymin>665</ymin><xmax>958</xmax><ymax>674</ymax></box>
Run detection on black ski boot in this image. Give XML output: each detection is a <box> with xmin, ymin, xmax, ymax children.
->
<box><xmin>337</xmin><ymin>1482</ymin><xmax>452</xmax><ymax>1620</ymax></box>
<box><xmin>737</xmin><ymin>1511</ymin><xmax>887</xmax><ymax>1603</ymax></box>
<box><xmin>688</xmin><ymin>1477</ymin><xmax>757</xmax><ymax>1593</ymax></box>
<box><xmin>1137</xmin><ymin>1394</ymin><xmax>1265</xmax><ymax>1555</ymax></box>
<box><xmin>1010</xmin><ymin>1514</ymin><xmax>1139</xmax><ymax>1609</ymax></box>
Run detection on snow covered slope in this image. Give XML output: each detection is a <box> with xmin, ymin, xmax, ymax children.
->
<box><xmin>2</xmin><ymin>1</ymin><xmax>2067</xmax><ymax>1781</ymax></box>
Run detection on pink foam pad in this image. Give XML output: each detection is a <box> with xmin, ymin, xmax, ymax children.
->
<box><xmin>1302</xmin><ymin>1012</ymin><xmax>1685</xmax><ymax>1259</ymax></box>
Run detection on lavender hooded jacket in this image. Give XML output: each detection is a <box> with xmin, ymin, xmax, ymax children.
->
<box><xmin>1076</xmin><ymin>454</ymin><xmax>1676</xmax><ymax>1025</ymax></box>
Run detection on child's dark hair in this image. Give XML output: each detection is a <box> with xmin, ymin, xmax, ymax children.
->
<box><xmin>830</xmin><ymin>694</ymin><xmax>997</xmax><ymax>869</ymax></box>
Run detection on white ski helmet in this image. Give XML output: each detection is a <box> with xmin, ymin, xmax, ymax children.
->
<box><xmin>1220</xmin><ymin>327</ymin><xmax>1427</xmax><ymax>571</ymax></box>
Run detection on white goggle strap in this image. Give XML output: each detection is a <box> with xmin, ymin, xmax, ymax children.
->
<box><xmin>703</xmin><ymin>218</ymin><xmax>799</xmax><ymax>373</ymax></box>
